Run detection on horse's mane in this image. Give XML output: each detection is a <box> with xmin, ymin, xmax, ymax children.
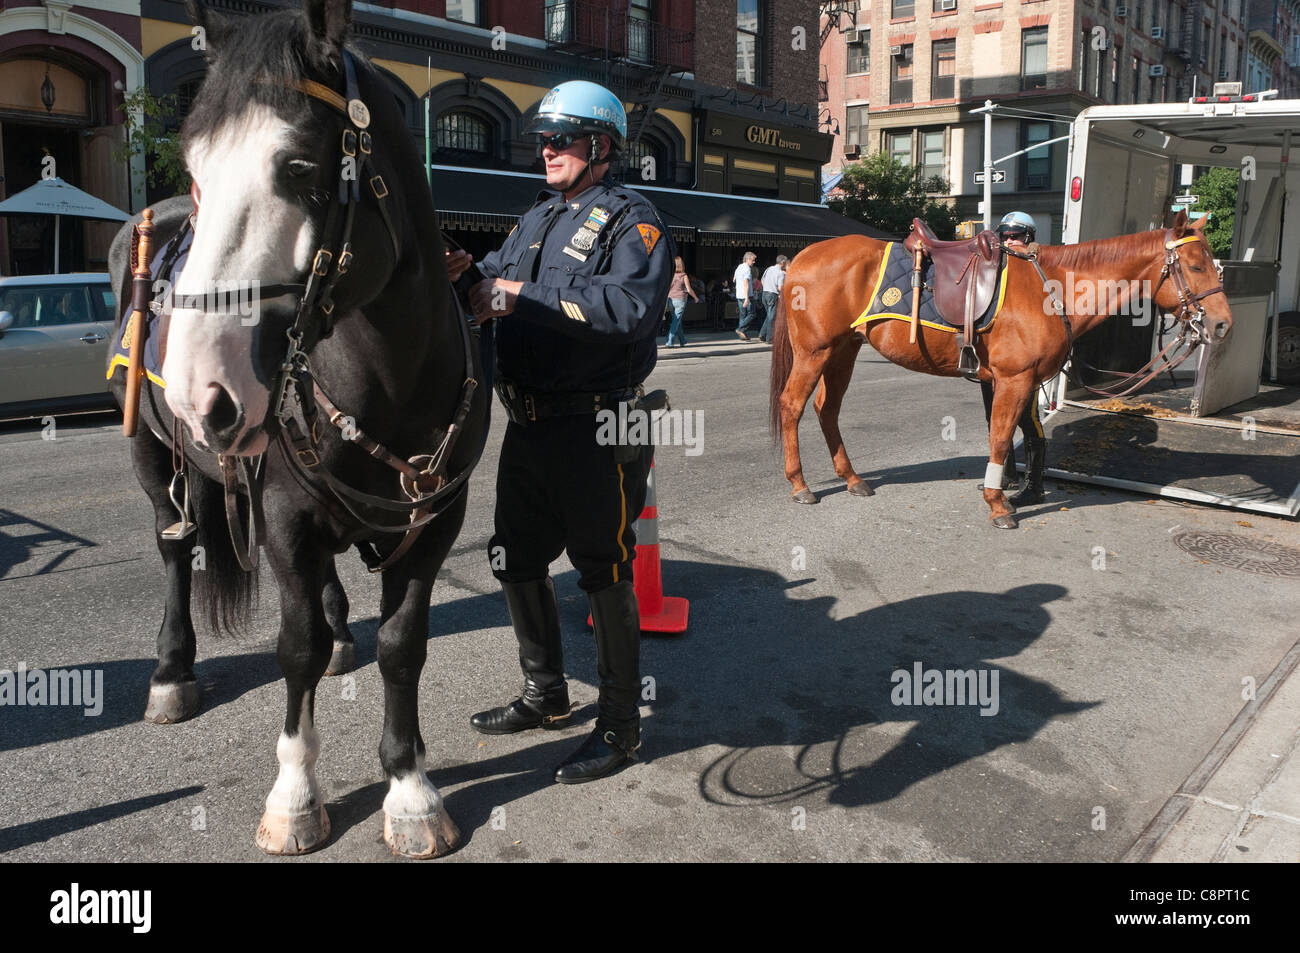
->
<box><xmin>1036</xmin><ymin>228</ymin><xmax>1164</xmax><ymax>271</ymax></box>
<box><xmin>182</xmin><ymin>8</ymin><xmax>354</xmax><ymax>147</ymax></box>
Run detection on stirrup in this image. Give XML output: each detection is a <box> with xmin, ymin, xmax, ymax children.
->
<box><xmin>161</xmin><ymin>471</ymin><xmax>197</xmax><ymax>540</ymax></box>
<box><xmin>957</xmin><ymin>340</ymin><xmax>981</xmax><ymax>380</ymax></box>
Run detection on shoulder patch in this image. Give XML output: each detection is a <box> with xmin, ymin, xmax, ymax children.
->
<box><xmin>636</xmin><ymin>223</ymin><xmax>661</xmax><ymax>255</ymax></box>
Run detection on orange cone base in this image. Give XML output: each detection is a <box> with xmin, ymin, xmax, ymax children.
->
<box><xmin>586</xmin><ymin>595</ymin><xmax>690</xmax><ymax>635</ymax></box>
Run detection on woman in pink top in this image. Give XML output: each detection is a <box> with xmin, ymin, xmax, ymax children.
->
<box><xmin>665</xmin><ymin>256</ymin><xmax>700</xmax><ymax>347</ymax></box>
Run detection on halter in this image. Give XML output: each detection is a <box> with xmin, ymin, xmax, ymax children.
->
<box><xmin>178</xmin><ymin>50</ymin><xmax>481</xmax><ymax>574</ymax></box>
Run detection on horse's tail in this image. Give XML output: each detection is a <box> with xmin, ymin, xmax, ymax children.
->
<box><xmin>769</xmin><ymin>288</ymin><xmax>793</xmax><ymax>442</ymax></box>
<box><xmin>191</xmin><ymin>471</ymin><xmax>257</xmax><ymax>636</ymax></box>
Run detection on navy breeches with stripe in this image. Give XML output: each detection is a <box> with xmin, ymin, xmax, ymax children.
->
<box><xmin>490</xmin><ymin>415</ymin><xmax>653</xmax><ymax>593</ymax></box>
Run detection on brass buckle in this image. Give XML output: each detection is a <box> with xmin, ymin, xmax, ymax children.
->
<box><xmin>359</xmin><ymin>130</ymin><xmax>372</xmax><ymax>155</ymax></box>
<box><xmin>341</xmin><ymin>129</ymin><xmax>357</xmax><ymax>157</ymax></box>
<box><xmin>370</xmin><ymin>175</ymin><xmax>389</xmax><ymax>200</ymax></box>
<box><xmin>337</xmin><ymin>245</ymin><xmax>353</xmax><ymax>274</ymax></box>
<box><xmin>524</xmin><ymin>394</ymin><xmax>536</xmax><ymax>422</ymax></box>
<box><xmin>313</xmin><ymin>249</ymin><xmax>332</xmax><ymax>277</ymax></box>
<box><xmin>296</xmin><ymin>447</ymin><xmax>320</xmax><ymax>467</ymax></box>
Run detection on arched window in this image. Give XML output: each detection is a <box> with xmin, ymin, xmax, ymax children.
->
<box><xmin>622</xmin><ymin>136</ymin><xmax>665</xmax><ymax>184</ymax></box>
<box><xmin>436</xmin><ymin>111</ymin><xmax>490</xmax><ymax>155</ymax></box>
<box><xmin>173</xmin><ymin>78</ymin><xmax>202</xmax><ymax>120</ymax></box>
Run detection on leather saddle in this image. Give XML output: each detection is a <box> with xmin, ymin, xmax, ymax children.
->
<box><xmin>903</xmin><ymin>218</ymin><xmax>1003</xmax><ymax>377</ymax></box>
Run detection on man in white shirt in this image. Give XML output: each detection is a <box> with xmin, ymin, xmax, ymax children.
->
<box><xmin>733</xmin><ymin>251</ymin><xmax>760</xmax><ymax>341</ymax></box>
<box><xmin>758</xmin><ymin>254</ymin><xmax>788</xmax><ymax>343</ymax></box>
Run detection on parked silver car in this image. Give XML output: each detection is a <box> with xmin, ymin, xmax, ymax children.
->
<box><xmin>0</xmin><ymin>273</ymin><xmax>117</xmax><ymax>417</ymax></box>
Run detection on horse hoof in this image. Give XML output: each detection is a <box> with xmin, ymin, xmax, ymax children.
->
<box><xmin>846</xmin><ymin>481</ymin><xmax>873</xmax><ymax>497</ymax></box>
<box><xmin>791</xmin><ymin>488</ymin><xmax>818</xmax><ymax>505</ymax></box>
<box><xmin>143</xmin><ymin>681</ymin><xmax>201</xmax><ymax>724</ymax></box>
<box><xmin>991</xmin><ymin>514</ymin><xmax>1019</xmax><ymax>530</ymax></box>
<box><xmin>384</xmin><ymin>810</ymin><xmax>461</xmax><ymax>859</ymax></box>
<box><xmin>324</xmin><ymin>640</ymin><xmax>355</xmax><ymax>677</ymax></box>
<box><xmin>256</xmin><ymin>805</ymin><xmax>331</xmax><ymax>855</ymax></box>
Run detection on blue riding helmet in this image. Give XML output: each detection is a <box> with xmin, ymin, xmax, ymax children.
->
<box><xmin>997</xmin><ymin>211</ymin><xmax>1037</xmax><ymax>241</ymax></box>
<box><xmin>526</xmin><ymin>81</ymin><xmax>627</xmax><ymax>158</ymax></box>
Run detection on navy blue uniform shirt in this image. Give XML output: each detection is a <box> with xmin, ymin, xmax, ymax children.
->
<box><xmin>479</xmin><ymin>174</ymin><xmax>673</xmax><ymax>394</ymax></box>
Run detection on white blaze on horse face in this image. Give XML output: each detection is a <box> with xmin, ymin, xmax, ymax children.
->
<box><xmin>163</xmin><ymin>108</ymin><xmax>316</xmax><ymax>452</ymax></box>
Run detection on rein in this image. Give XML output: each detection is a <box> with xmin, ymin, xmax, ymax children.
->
<box><xmin>173</xmin><ymin>50</ymin><xmax>481</xmax><ymax>574</ymax></box>
<box><xmin>1004</xmin><ymin>230</ymin><xmax>1225</xmax><ymax>400</ymax></box>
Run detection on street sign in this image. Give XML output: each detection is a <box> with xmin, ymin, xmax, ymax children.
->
<box><xmin>973</xmin><ymin>170</ymin><xmax>1007</xmax><ymax>184</ymax></box>
<box><xmin>1173</xmin><ymin>193</ymin><xmax>1199</xmax><ymax>204</ymax></box>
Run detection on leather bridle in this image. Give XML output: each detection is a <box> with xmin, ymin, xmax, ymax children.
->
<box><xmin>179</xmin><ymin>50</ymin><xmax>481</xmax><ymax>573</ymax></box>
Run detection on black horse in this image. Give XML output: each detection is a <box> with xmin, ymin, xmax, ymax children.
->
<box><xmin>107</xmin><ymin>0</ymin><xmax>487</xmax><ymax>857</ymax></box>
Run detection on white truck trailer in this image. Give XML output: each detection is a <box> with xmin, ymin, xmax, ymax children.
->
<box><xmin>1039</xmin><ymin>93</ymin><xmax>1300</xmax><ymax>516</ymax></box>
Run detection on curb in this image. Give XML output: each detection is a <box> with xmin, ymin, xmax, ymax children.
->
<box><xmin>656</xmin><ymin>342</ymin><xmax>773</xmax><ymax>360</ymax></box>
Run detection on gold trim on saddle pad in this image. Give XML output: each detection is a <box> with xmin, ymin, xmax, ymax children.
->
<box><xmin>850</xmin><ymin>241</ymin><xmax>1008</xmax><ymax>334</ymax></box>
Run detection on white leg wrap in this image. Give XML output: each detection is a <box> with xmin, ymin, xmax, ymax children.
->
<box><xmin>984</xmin><ymin>462</ymin><xmax>1005</xmax><ymax>489</ymax></box>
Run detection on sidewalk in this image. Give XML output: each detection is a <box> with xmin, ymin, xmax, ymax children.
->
<box><xmin>655</xmin><ymin>328</ymin><xmax>773</xmax><ymax>360</ymax></box>
<box><xmin>1125</xmin><ymin>637</ymin><xmax>1300</xmax><ymax>862</ymax></box>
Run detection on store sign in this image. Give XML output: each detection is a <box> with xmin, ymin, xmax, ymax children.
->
<box><xmin>703</xmin><ymin>111</ymin><xmax>833</xmax><ymax>163</ymax></box>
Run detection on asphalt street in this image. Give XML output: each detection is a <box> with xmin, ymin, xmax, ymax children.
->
<box><xmin>1</xmin><ymin>345</ymin><xmax>1297</xmax><ymax>862</ymax></box>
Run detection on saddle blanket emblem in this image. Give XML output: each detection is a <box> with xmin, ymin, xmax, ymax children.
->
<box><xmin>851</xmin><ymin>241</ymin><xmax>1007</xmax><ymax>334</ymax></box>
<box><xmin>107</xmin><ymin>226</ymin><xmax>194</xmax><ymax>389</ymax></box>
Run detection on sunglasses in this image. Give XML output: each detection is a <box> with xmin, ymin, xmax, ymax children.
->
<box><xmin>1000</xmin><ymin>229</ymin><xmax>1029</xmax><ymax>241</ymax></box>
<box><xmin>539</xmin><ymin>132</ymin><xmax>588</xmax><ymax>151</ymax></box>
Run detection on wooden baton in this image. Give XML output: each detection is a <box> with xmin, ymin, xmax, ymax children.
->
<box><xmin>123</xmin><ymin>207</ymin><xmax>155</xmax><ymax>438</ymax></box>
<box><xmin>909</xmin><ymin>244</ymin><xmax>923</xmax><ymax>345</ymax></box>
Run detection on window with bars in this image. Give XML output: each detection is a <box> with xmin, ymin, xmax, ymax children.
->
<box><xmin>932</xmin><ymin>38</ymin><xmax>956</xmax><ymax>99</ymax></box>
<box><xmin>629</xmin><ymin>0</ymin><xmax>653</xmax><ymax>64</ymax></box>
<box><xmin>890</xmin><ymin>44</ymin><xmax>913</xmax><ymax>103</ymax></box>
<box><xmin>174</xmin><ymin>79</ymin><xmax>201</xmax><ymax>120</ymax></box>
<box><xmin>737</xmin><ymin>0</ymin><xmax>763</xmax><ymax>87</ymax></box>
<box><xmin>624</xmin><ymin>137</ymin><xmax>663</xmax><ymax>182</ymax></box>
<box><xmin>1022</xmin><ymin>26</ymin><xmax>1048</xmax><ymax>91</ymax></box>
<box><xmin>436</xmin><ymin>111</ymin><xmax>490</xmax><ymax>154</ymax></box>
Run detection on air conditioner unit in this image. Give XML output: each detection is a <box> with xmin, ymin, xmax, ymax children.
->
<box><xmin>846</xmin><ymin>29</ymin><xmax>864</xmax><ymax>44</ymax></box>
<box><xmin>890</xmin><ymin>45</ymin><xmax>903</xmax><ymax>56</ymax></box>
<box><xmin>844</xmin><ymin>144</ymin><xmax>861</xmax><ymax>158</ymax></box>
<box><xmin>1115</xmin><ymin>4</ymin><xmax>1128</xmax><ymax>16</ymax></box>
<box><xmin>940</xmin><ymin>0</ymin><xmax>957</xmax><ymax>10</ymax></box>
<box><xmin>1151</xmin><ymin>26</ymin><xmax>1164</xmax><ymax>39</ymax></box>
<box><xmin>1149</xmin><ymin>64</ymin><xmax>1166</xmax><ymax>76</ymax></box>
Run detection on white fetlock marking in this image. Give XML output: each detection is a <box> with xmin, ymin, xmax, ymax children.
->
<box><xmin>265</xmin><ymin>697</ymin><xmax>323</xmax><ymax>817</ymax></box>
<box><xmin>383</xmin><ymin>754</ymin><xmax>443</xmax><ymax>820</ymax></box>
<box><xmin>984</xmin><ymin>462</ymin><xmax>1004</xmax><ymax>489</ymax></box>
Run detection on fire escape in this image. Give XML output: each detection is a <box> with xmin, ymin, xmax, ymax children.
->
<box><xmin>542</xmin><ymin>1</ymin><xmax>691</xmax><ymax>158</ymax></box>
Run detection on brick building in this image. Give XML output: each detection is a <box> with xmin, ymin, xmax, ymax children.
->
<box><xmin>1</xmin><ymin>0</ymin><xmax>879</xmax><ymax>288</ymax></box>
<box><xmin>818</xmin><ymin>0</ymin><xmax>1298</xmax><ymax>242</ymax></box>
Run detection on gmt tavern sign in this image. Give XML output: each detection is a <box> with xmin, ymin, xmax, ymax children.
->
<box><xmin>702</xmin><ymin>111</ymin><xmax>833</xmax><ymax>164</ymax></box>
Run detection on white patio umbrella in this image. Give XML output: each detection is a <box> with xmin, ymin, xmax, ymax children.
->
<box><xmin>0</xmin><ymin>177</ymin><xmax>131</xmax><ymax>273</ymax></box>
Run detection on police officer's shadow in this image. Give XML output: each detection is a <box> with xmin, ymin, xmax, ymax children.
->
<box><xmin>428</xmin><ymin>563</ymin><xmax>1095</xmax><ymax>838</ymax></box>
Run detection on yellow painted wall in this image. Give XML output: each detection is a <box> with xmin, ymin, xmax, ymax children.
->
<box><xmin>371</xmin><ymin>58</ymin><xmax>461</xmax><ymax>98</ymax></box>
<box><xmin>141</xmin><ymin>18</ymin><xmax>195</xmax><ymax>58</ymax></box>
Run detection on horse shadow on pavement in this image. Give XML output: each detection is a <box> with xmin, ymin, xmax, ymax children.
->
<box><xmin>408</xmin><ymin>559</ymin><xmax>1096</xmax><ymax>848</ymax></box>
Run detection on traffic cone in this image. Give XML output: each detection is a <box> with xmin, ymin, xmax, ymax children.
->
<box><xmin>589</xmin><ymin>460</ymin><xmax>689</xmax><ymax>634</ymax></box>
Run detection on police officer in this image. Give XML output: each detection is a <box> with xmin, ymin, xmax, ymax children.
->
<box><xmin>980</xmin><ymin>211</ymin><xmax>1046</xmax><ymax>504</ymax></box>
<box><xmin>446</xmin><ymin>81</ymin><xmax>673</xmax><ymax>784</ymax></box>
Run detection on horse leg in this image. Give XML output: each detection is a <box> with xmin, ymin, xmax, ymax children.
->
<box><xmin>378</xmin><ymin>496</ymin><xmax>467</xmax><ymax>858</ymax></box>
<box><xmin>983</xmin><ymin>374</ymin><xmax>1036</xmax><ymax>529</ymax></box>
<box><xmin>322</xmin><ymin>557</ymin><xmax>355</xmax><ymax>676</ymax></box>
<box><xmin>132</xmin><ymin>427</ymin><xmax>202</xmax><ymax>724</ymax></box>
<box><xmin>781</xmin><ymin>344</ymin><xmax>836</xmax><ymax>504</ymax></box>
<box><xmin>979</xmin><ymin>379</ymin><xmax>1018</xmax><ymax>490</ymax></box>
<box><xmin>255</xmin><ymin>547</ymin><xmax>333</xmax><ymax>855</ymax></box>
<box><xmin>812</xmin><ymin>336</ymin><xmax>871</xmax><ymax>497</ymax></box>
<box><xmin>1007</xmin><ymin>385</ymin><xmax>1047</xmax><ymax>506</ymax></box>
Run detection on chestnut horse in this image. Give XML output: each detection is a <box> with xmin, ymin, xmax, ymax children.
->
<box><xmin>770</xmin><ymin>211</ymin><xmax>1232</xmax><ymax>528</ymax></box>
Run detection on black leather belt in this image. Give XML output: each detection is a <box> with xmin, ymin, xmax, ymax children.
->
<box><xmin>495</xmin><ymin>379</ymin><xmax>641</xmax><ymax>425</ymax></box>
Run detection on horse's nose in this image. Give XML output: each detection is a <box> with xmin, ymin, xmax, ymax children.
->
<box><xmin>1212</xmin><ymin>316</ymin><xmax>1232</xmax><ymax>340</ymax></box>
<box><xmin>197</xmin><ymin>383</ymin><xmax>246</xmax><ymax>450</ymax></box>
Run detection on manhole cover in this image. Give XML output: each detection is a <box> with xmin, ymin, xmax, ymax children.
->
<box><xmin>1172</xmin><ymin>531</ymin><xmax>1300</xmax><ymax>578</ymax></box>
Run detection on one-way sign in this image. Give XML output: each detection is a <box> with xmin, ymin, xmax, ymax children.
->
<box><xmin>974</xmin><ymin>170</ymin><xmax>1007</xmax><ymax>184</ymax></box>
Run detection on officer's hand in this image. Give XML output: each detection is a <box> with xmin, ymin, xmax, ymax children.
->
<box><xmin>445</xmin><ymin>249</ymin><xmax>473</xmax><ymax>282</ymax></box>
<box><xmin>469</xmin><ymin>278</ymin><xmax>523</xmax><ymax>325</ymax></box>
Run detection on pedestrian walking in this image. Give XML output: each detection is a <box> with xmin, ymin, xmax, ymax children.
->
<box><xmin>665</xmin><ymin>255</ymin><xmax>699</xmax><ymax>347</ymax></box>
<box><xmin>758</xmin><ymin>254</ymin><xmax>788</xmax><ymax>343</ymax></box>
<box><xmin>447</xmin><ymin>80</ymin><xmax>674</xmax><ymax>784</ymax></box>
<box><xmin>733</xmin><ymin>250</ymin><xmax>761</xmax><ymax>341</ymax></box>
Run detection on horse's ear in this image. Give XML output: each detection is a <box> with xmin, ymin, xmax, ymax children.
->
<box><xmin>1172</xmin><ymin>208</ymin><xmax>1188</xmax><ymax>237</ymax></box>
<box><xmin>1189</xmin><ymin>213</ymin><xmax>1209</xmax><ymax>230</ymax></box>
<box><xmin>185</xmin><ymin>0</ymin><xmax>228</xmax><ymax>57</ymax></box>
<box><xmin>304</xmin><ymin>0</ymin><xmax>352</xmax><ymax>69</ymax></box>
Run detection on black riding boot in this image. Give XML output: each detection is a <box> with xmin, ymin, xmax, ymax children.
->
<box><xmin>554</xmin><ymin>581</ymin><xmax>641</xmax><ymax>784</ymax></box>
<box><xmin>1007</xmin><ymin>437</ymin><xmax>1046</xmax><ymax>506</ymax></box>
<box><xmin>470</xmin><ymin>578</ymin><xmax>571</xmax><ymax>734</ymax></box>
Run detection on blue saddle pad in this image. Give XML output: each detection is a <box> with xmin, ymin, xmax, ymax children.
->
<box><xmin>852</xmin><ymin>241</ymin><xmax>1005</xmax><ymax>334</ymax></box>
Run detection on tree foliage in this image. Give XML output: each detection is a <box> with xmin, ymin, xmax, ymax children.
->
<box><xmin>115</xmin><ymin>87</ymin><xmax>191</xmax><ymax>196</ymax></box>
<box><xmin>828</xmin><ymin>151</ymin><xmax>960</xmax><ymax>239</ymax></box>
<box><xmin>1190</xmin><ymin>166</ymin><xmax>1238</xmax><ymax>258</ymax></box>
